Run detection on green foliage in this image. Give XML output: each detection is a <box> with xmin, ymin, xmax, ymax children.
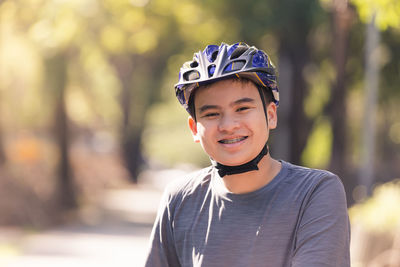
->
<box><xmin>303</xmin><ymin>61</ymin><xmax>334</xmax><ymax>118</ymax></box>
<box><xmin>380</xmin><ymin>29</ymin><xmax>400</xmax><ymax>99</ymax></box>
<box><xmin>142</xmin><ymin>97</ymin><xmax>209</xmax><ymax>168</ymax></box>
<box><xmin>0</xmin><ymin>0</ymin><xmax>399</xmax><ymax>172</ymax></box>
<box><xmin>301</xmin><ymin>118</ymin><xmax>332</xmax><ymax>168</ymax></box>
<box><xmin>351</xmin><ymin>0</ymin><xmax>400</xmax><ymax>30</ymax></box>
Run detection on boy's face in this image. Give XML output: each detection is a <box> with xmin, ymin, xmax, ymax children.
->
<box><xmin>188</xmin><ymin>79</ymin><xmax>277</xmax><ymax>166</ymax></box>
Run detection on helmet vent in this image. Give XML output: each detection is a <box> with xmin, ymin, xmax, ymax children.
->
<box><xmin>210</xmin><ymin>51</ymin><xmax>219</xmax><ymax>62</ymax></box>
<box><xmin>184</xmin><ymin>70</ymin><xmax>200</xmax><ymax>81</ymax></box>
<box><xmin>190</xmin><ymin>61</ymin><xmax>199</xmax><ymax>68</ymax></box>
<box><xmin>223</xmin><ymin>60</ymin><xmax>245</xmax><ymax>73</ymax></box>
<box><xmin>208</xmin><ymin>65</ymin><xmax>216</xmax><ymax>77</ymax></box>
<box><xmin>230</xmin><ymin>46</ymin><xmax>248</xmax><ymax>59</ymax></box>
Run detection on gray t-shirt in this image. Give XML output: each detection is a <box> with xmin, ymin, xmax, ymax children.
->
<box><xmin>145</xmin><ymin>161</ymin><xmax>350</xmax><ymax>267</ymax></box>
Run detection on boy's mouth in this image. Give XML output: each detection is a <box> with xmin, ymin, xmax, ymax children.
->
<box><xmin>218</xmin><ymin>136</ymin><xmax>248</xmax><ymax>144</ymax></box>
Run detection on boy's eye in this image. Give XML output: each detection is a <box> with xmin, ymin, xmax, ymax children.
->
<box><xmin>202</xmin><ymin>112</ymin><xmax>219</xmax><ymax>118</ymax></box>
<box><xmin>237</xmin><ymin>106</ymin><xmax>250</xmax><ymax>112</ymax></box>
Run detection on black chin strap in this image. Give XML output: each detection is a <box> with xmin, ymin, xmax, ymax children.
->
<box><xmin>211</xmin><ymin>144</ymin><xmax>269</xmax><ymax>177</ymax></box>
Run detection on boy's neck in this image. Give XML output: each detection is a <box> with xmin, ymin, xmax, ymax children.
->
<box><xmin>220</xmin><ymin>155</ymin><xmax>281</xmax><ymax>194</ymax></box>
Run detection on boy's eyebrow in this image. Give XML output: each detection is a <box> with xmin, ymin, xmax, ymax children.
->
<box><xmin>198</xmin><ymin>104</ymin><xmax>219</xmax><ymax>113</ymax></box>
<box><xmin>198</xmin><ymin>98</ymin><xmax>255</xmax><ymax>113</ymax></box>
<box><xmin>233</xmin><ymin>97</ymin><xmax>255</xmax><ymax>105</ymax></box>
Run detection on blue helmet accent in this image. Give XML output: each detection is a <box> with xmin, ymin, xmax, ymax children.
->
<box><xmin>227</xmin><ymin>43</ymin><xmax>239</xmax><ymax>57</ymax></box>
<box><xmin>252</xmin><ymin>50</ymin><xmax>268</xmax><ymax>68</ymax></box>
<box><xmin>175</xmin><ymin>42</ymin><xmax>279</xmax><ymax>112</ymax></box>
<box><xmin>204</xmin><ymin>45</ymin><xmax>219</xmax><ymax>63</ymax></box>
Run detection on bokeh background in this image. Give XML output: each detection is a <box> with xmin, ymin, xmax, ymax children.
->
<box><xmin>0</xmin><ymin>0</ymin><xmax>399</xmax><ymax>266</ymax></box>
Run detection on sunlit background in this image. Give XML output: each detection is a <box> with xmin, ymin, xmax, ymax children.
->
<box><xmin>0</xmin><ymin>0</ymin><xmax>399</xmax><ymax>266</ymax></box>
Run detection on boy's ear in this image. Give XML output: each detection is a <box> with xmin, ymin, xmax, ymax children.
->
<box><xmin>188</xmin><ymin>116</ymin><xmax>200</xmax><ymax>143</ymax></box>
<box><xmin>267</xmin><ymin>102</ymin><xmax>278</xmax><ymax>129</ymax></box>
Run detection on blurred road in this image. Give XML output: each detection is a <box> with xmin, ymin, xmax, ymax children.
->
<box><xmin>0</xmin><ymin>168</ymin><xmax>187</xmax><ymax>267</ymax></box>
<box><xmin>0</xmin><ymin>220</ymin><xmax>153</xmax><ymax>267</ymax></box>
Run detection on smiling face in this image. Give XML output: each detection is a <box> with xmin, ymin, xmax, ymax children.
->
<box><xmin>188</xmin><ymin>79</ymin><xmax>277</xmax><ymax>166</ymax></box>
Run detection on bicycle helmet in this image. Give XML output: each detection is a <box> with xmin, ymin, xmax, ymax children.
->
<box><xmin>175</xmin><ymin>42</ymin><xmax>279</xmax><ymax>113</ymax></box>
<box><xmin>174</xmin><ymin>42</ymin><xmax>279</xmax><ymax>177</ymax></box>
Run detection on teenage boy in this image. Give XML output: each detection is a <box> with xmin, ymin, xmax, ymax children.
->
<box><xmin>145</xmin><ymin>42</ymin><xmax>350</xmax><ymax>267</ymax></box>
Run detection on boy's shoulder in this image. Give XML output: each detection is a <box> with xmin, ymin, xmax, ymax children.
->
<box><xmin>163</xmin><ymin>166</ymin><xmax>214</xmax><ymax>200</ymax></box>
<box><xmin>281</xmin><ymin>160</ymin><xmax>342</xmax><ymax>188</ymax></box>
<box><xmin>284</xmin><ymin>161</ymin><xmax>335</xmax><ymax>177</ymax></box>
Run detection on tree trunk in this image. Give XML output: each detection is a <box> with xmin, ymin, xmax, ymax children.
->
<box><xmin>289</xmin><ymin>45</ymin><xmax>313</xmax><ymax>164</ymax></box>
<box><xmin>359</xmin><ymin>13</ymin><xmax>379</xmax><ymax>196</ymax></box>
<box><xmin>277</xmin><ymin>41</ymin><xmax>313</xmax><ymax>165</ymax></box>
<box><xmin>112</xmin><ymin>55</ymin><xmax>145</xmax><ymax>183</ymax></box>
<box><xmin>273</xmin><ymin>53</ymin><xmax>292</xmax><ymax>160</ymax></box>
<box><xmin>47</xmin><ymin>53</ymin><xmax>77</xmax><ymax>209</ymax></box>
<box><xmin>328</xmin><ymin>0</ymin><xmax>352</xmax><ymax>178</ymax></box>
<box><xmin>121</xmin><ymin>128</ymin><xmax>144</xmax><ymax>183</ymax></box>
<box><xmin>0</xmin><ymin>87</ymin><xmax>6</xmax><ymax>164</ymax></box>
<box><xmin>0</xmin><ymin>127</ymin><xmax>5</xmax><ymax>165</ymax></box>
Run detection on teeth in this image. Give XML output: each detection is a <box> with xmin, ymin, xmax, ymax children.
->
<box><xmin>219</xmin><ymin>137</ymin><xmax>246</xmax><ymax>144</ymax></box>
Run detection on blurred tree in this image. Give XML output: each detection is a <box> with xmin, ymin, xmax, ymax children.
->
<box><xmin>327</xmin><ymin>0</ymin><xmax>354</xmax><ymax>179</ymax></box>
<box><xmin>0</xmin><ymin>128</ymin><xmax>5</xmax><ymax>165</ymax></box>
<box><xmin>379</xmin><ymin>30</ymin><xmax>400</xmax><ymax>182</ymax></box>
<box><xmin>359</xmin><ymin>14</ymin><xmax>380</xmax><ymax>196</ymax></box>
<box><xmin>1</xmin><ymin>0</ymin><xmax>181</xmax><ymax>187</ymax></box>
<box><xmin>351</xmin><ymin>0</ymin><xmax>400</xmax><ymax>30</ymax></box>
<box><xmin>351</xmin><ymin>0</ymin><xmax>400</xmax><ymax>195</ymax></box>
<box><xmin>273</xmin><ymin>0</ymin><xmax>325</xmax><ymax>165</ymax></box>
<box><xmin>0</xmin><ymin>2</ymin><xmax>9</xmax><ymax>165</ymax></box>
<box><xmin>46</xmin><ymin>52</ymin><xmax>77</xmax><ymax>209</ymax></box>
<box><xmin>0</xmin><ymin>86</ymin><xmax>5</xmax><ymax>165</ymax></box>
<box><xmin>1</xmin><ymin>0</ymin><xmax>84</xmax><ymax>209</ymax></box>
<box><xmin>99</xmin><ymin>0</ymin><xmax>186</xmax><ymax>182</ymax></box>
<box><xmin>29</xmin><ymin>0</ymin><xmax>83</xmax><ymax>209</ymax></box>
<box><xmin>113</xmin><ymin>54</ymin><xmax>153</xmax><ymax>182</ymax></box>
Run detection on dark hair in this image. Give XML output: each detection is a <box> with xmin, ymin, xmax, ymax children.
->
<box><xmin>188</xmin><ymin>77</ymin><xmax>274</xmax><ymax>121</ymax></box>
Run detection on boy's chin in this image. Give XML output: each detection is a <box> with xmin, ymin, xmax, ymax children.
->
<box><xmin>213</xmin><ymin>150</ymin><xmax>266</xmax><ymax>166</ymax></box>
<box><xmin>214</xmin><ymin>157</ymin><xmax>253</xmax><ymax>166</ymax></box>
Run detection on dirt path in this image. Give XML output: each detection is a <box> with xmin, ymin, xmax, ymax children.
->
<box><xmin>0</xmin><ymin>186</ymin><xmax>163</xmax><ymax>267</ymax></box>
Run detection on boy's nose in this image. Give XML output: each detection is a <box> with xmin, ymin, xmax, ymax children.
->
<box><xmin>218</xmin><ymin>114</ymin><xmax>240</xmax><ymax>133</ymax></box>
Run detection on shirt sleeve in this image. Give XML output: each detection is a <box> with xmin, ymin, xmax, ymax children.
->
<box><xmin>291</xmin><ymin>175</ymin><xmax>351</xmax><ymax>267</ymax></box>
<box><xmin>144</xmin><ymin>188</ymin><xmax>181</xmax><ymax>267</ymax></box>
